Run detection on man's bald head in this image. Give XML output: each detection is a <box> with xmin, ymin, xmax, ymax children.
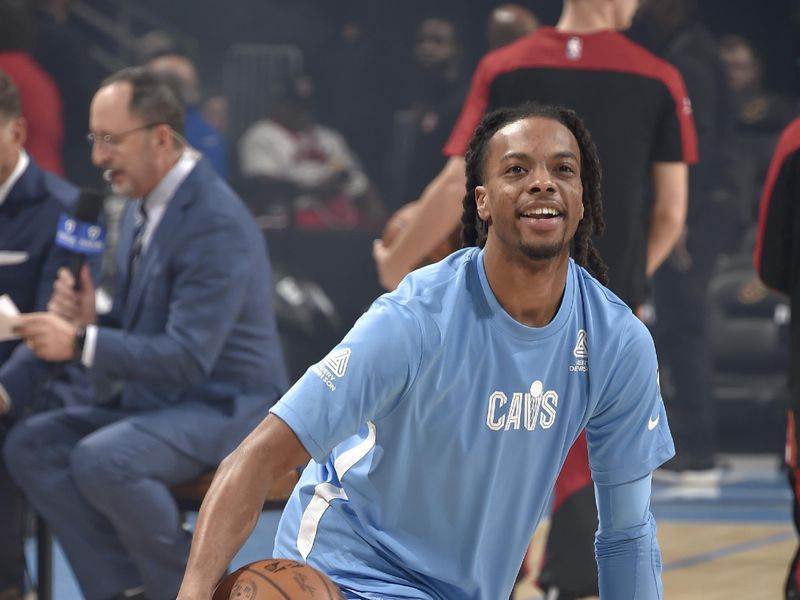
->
<box><xmin>487</xmin><ymin>4</ymin><xmax>539</xmax><ymax>50</ymax></box>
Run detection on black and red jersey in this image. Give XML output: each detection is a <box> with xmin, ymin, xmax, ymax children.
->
<box><xmin>755</xmin><ymin>117</ymin><xmax>800</xmax><ymax>293</ymax></box>
<box><xmin>445</xmin><ymin>27</ymin><xmax>697</xmax><ymax>306</ymax></box>
<box><xmin>755</xmin><ymin>118</ymin><xmax>800</xmax><ymax>414</ymax></box>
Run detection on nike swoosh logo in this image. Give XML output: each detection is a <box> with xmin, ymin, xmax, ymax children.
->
<box><xmin>648</xmin><ymin>416</ymin><xmax>660</xmax><ymax>430</ymax></box>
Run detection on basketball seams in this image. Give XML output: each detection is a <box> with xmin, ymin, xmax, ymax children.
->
<box><xmin>215</xmin><ymin>559</ymin><xmax>342</xmax><ymax>600</ymax></box>
<box><xmin>243</xmin><ymin>568</ymin><xmax>292</xmax><ymax>600</ymax></box>
<box><xmin>309</xmin><ymin>568</ymin><xmax>334</xmax><ymax>600</ymax></box>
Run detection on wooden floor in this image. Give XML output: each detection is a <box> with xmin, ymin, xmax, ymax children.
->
<box><xmin>513</xmin><ymin>455</ymin><xmax>795</xmax><ymax>599</ymax></box>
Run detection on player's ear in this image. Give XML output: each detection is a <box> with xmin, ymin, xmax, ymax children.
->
<box><xmin>476</xmin><ymin>186</ymin><xmax>491</xmax><ymax>222</ymax></box>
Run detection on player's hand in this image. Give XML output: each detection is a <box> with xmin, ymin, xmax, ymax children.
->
<box><xmin>373</xmin><ymin>239</ymin><xmax>406</xmax><ymax>291</ymax></box>
<box><xmin>48</xmin><ymin>265</ymin><xmax>96</xmax><ymax>325</ymax></box>
<box><xmin>667</xmin><ymin>227</ymin><xmax>692</xmax><ymax>272</ymax></box>
<box><xmin>373</xmin><ymin>202</ymin><xmax>420</xmax><ymax>291</ymax></box>
<box><xmin>14</xmin><ymin>312</ymin><xmax>79</xmax><ymax>362</ymax></box>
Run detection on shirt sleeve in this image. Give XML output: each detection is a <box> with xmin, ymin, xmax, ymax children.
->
<box><xmin>650</xmin><ymin>66</ymin><xmax>698</xmax><ymax>164</ymax></box>
<box><xmin>270</xmin><ymin>297</ymin><xmax>423</xmax><ymax>464</ymax></box>
<box><xmin>595</xmin><ymin>475</ymin><xmax>664</xmax><ymax>599</ymax></box>
<box><xmin>586</xmin><ymin>317</ymin><xmax>675</xmax><ymax>485</ymax></box>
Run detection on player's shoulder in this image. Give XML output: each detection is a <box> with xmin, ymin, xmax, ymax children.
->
<box><xmin>606</xmin><ymin>32</ymin><xmax>687</xmax><ymax>91</ymax></box>
<box><xmin>475</xmin><ymin>27</ymin><xmax>551</xmax><ymax>73</ymax></box>
<box><xmin>388</xmin><ymin>248</ymin><xmax>479</xmax><ymax>318</ymax></box>
<box><xmin>573</xmin><ymin>262</ymin><xmax>651</xmax><ymax>349</ymax></box>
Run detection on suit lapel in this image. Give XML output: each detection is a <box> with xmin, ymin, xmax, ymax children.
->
<box><xmin>122</xmin><ymin>165</ymin><xmax>200</xmax><ymax>327</ymax></box>
<box><xmin>1</xmin><ymin>162</ymin><xmax>45</xmax><ymax>221</ymax></box>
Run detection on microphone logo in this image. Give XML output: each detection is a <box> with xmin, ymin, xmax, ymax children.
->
<box><xmin>54</xmin><ymin>213</ymin><xmax>106</xmax><ymax>255</ymax></box>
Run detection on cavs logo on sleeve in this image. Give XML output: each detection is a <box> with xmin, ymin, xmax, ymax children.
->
<box><xmin>312</xmin><ymin>348</ymin><xmax>351</xmax><ymax>391</ymax></box>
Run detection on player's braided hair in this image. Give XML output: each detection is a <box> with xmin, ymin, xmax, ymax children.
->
<box><xmin>460</xmin><ymin>103</ymin><xmax>608</xmax><ymax>284</ymax></box>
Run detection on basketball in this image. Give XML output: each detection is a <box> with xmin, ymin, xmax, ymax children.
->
<box><xmin>212</xmin><ymin>559</ymin><xmax>343</xmax><ymax>600</ymax></box>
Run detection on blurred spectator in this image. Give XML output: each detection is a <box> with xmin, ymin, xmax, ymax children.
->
<box><xmin>386</xmin><ymin>16</ymin><xmax>469</xmax><ymax>212</ymax></box>
<box><xmin>239</xmin><ymin>75</ymin><xmax>384</xmax><ymax>229</ymax></box>
<box><xmin>486</xmin><ymin>3</ymin><xmax>539</xmax><ymax>51</ymax></box>
<box><xmin>137</xmin><ymin>31</ymin><xmax>229</xmax><ymax>179</ymax></box>
<box><xmin>0</xmin><ymin>0</ymin><xmax>64</xmax><ymax>175</ymax></box>
<box><xmin>719</xmin><ymin>34</ymin><xmax>797</xmax><ymax>229</ymax></box>
<box><xmin>0</xmin><ymin>69</ymin><xmax>90</xmax><ymax>600</ymax></box>
<box><xmin>27</xmin><ymin>0</ymin><xmax>98</xmax><ymax>187</ymax></box>
<box><xmin>636</xmin><ymin>0</ymin><xmax>734</xmax><ymax>481</ymax></box>
<box><xmin>201</xmin><ymin>93</ymin><xmax>227</xmax><ymax>136</ymax></box>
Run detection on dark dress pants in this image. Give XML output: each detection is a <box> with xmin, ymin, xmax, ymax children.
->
<box><xmin>4</xmin><ymin>405</ymin><xmax>207</xmax><ymax>600</ymax></box>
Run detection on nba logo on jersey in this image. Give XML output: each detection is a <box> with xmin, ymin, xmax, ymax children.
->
<box><xmin>566</xmin><ymin>37</ymin><xmax>583</xmax><ymax>60</ymax></box>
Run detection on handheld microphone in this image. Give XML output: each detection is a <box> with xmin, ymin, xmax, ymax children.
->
<box><xmin>54</xmin><ymin>189</ymin><xmax>106</xmax><ymax>290</ymax></box>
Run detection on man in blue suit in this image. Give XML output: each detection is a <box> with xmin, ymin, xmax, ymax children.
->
<box><xmin>7</xmin><ymin>67</ymin><xmax>288</xmax><ymax>600</ymax></box>
<box><xmin>0</xmin><ymin>69</ymin><xmax>85</xmax><ymax>600</ymax></box>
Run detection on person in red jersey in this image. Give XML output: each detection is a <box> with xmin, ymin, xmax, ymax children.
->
<box><xmin>754</xmin><ymin>117</ymin><xmax>800</xmax><ymax>600</ymax></box>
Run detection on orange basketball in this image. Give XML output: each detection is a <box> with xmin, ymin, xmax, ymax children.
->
<box><xmin>212</xmin><ymin>559</ymin><xmax>343</xmax><ymax>600</ymax></box>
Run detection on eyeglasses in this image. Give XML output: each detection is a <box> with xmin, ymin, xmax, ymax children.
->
<box><xmin>86</xmin><ymin>123</ymin><xmax>164</xmax><ymax>148</ymax></box>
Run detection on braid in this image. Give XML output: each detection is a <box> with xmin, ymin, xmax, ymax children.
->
<box><xmin>558</xmin><ymin>108</ymin><xmax>609</xmax><ymax>285</ymax></box>
<box><xmin>459</xmin><ymin>102</ymin><xmax>609</xmax><ymax>284</ymax></box>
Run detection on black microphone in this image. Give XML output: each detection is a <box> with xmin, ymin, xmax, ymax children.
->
<box><xmin>54</xmin><ymin>189</ymin><xmax>106</xmax><ymax>290</ymax></box>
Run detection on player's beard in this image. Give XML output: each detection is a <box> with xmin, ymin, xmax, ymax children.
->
<box><xmin>518</xmin><ymin>234</ymin><xmax>568</xmax><ymax>261</ymax></box>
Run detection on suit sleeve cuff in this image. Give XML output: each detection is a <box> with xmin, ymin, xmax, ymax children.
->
<box><xmin>82</xmin><ymin>325</ymin><xmax>98</xmax><ymax>367</ymax></box>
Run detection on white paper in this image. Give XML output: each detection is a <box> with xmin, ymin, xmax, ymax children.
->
<box><xmin>0</xmin><ymin>294</ymin><xmax>20</xmax><ymax>341</ymax></box>
<box><xmin>0</xmin><ymin>251</ymin><xmax>29</xmax><ymax>266</ymax></box>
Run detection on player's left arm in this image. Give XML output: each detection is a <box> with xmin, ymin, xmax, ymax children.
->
<box><xmin>586</xmin><ymin>317</ymin><xmax>674</xmax><ymax>597</ymax></box>
<box><xmin>647</xmin><ymin>161</ymin><xmax>688</xmax><ymax>276</ymax></box>
<box><xmin>595</xmin><ymin>474</ymin><xmax>663</xmax><ymax>599</ymax></box>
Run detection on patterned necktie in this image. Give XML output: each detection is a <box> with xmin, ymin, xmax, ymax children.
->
<box><xmin>127</xmin><ymin>204</ymin><xmax>148</xmax><ymax>290</ymax></box>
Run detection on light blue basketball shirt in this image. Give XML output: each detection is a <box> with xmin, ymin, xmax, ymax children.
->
<box><xmin>271</xmin><ymin>248</ymin><xmax>674</xmax><ymax>599</ymax></box>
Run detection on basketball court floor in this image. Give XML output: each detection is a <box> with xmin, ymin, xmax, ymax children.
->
<box><xmin>36</xmin><ymin>454</ymin><xmax>794</xmax><ymax>599</ymax></box>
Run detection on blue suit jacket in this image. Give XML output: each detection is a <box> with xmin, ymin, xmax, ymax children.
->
<box><xmin>92</xmin><ymin>158</ymin><xmax>288</xmax><ymax>465</ymax></box>
<box><xmin>0</xmin><ymin>159</ymin><xmax>89</xmax><ymax>413</ymax></box>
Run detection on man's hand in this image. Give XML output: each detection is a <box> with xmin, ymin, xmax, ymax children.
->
<box><xmin>667</xmin><ymin>227</ymin><xmax>692</xmax><ymax>272</ymax></box>
<box><xmin>372</xmin><ymin>156</ymin><xmax>467</xmax><ymax>291</ymax></box>
<box><xmin>373</xmin><ymin>238</ymin><xmax>407</xmax><ymax>291</ymax></box>
<box><xmin>48</xmin><ymin>264</ymin><xmax>96</xmax><ymax>326</ymax></box>
<box><xmin>14</xmin><ymin>312</ymin><xmax>79</xmax><ymax>361</ymax></box>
